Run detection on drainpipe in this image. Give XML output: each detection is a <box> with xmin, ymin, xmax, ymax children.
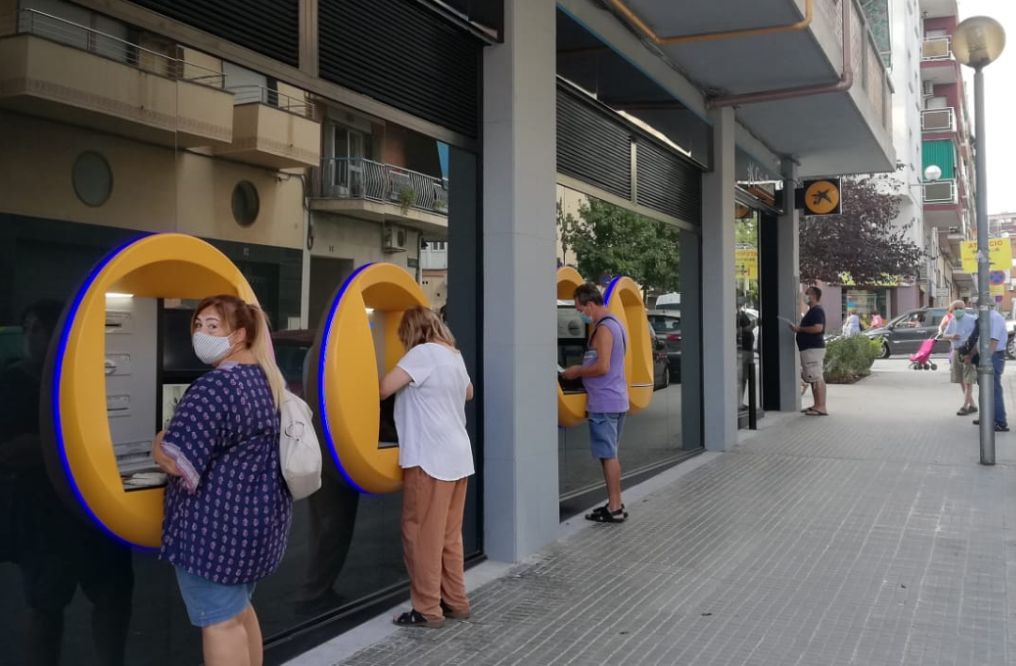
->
<box><xmin>604</xmin><ymin>0</ymin><xmax>814</xmax><ymax>45</ymax></box>
<box><xmin>708</xmin><ymin>0</ymin><xmax>853</xmax><ymax>108</ymax></box>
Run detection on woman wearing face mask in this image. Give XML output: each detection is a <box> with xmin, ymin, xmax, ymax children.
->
<box><xmin>152</xmin><ymin>295</ymin><xmax>291</xmax><ymax>666</ymax></box>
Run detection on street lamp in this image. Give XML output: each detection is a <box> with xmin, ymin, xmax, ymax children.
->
<box><xmin>953</xmin><ymin>16</ymin><xmax>1006</xmax><ymax>465</ymax></box>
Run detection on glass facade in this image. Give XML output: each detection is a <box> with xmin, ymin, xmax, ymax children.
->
<box><xmin>0</xmin><ymin>3</ymin><xmax>482</xmax><ymax>659</ymax></box>
<box><xmin>555</xmin><ymin>185</ymin><xmax>701</xmax><ymax>512</ymax></box>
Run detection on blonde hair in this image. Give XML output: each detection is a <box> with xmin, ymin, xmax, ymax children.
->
<box><xmin>192</xmin><ymin>295</ymin><xmax>286</xmax><ymax>409</ymax></box>
<box><xmin>398</xmin><ymin>306</ymin><xmax>456</xmax><ymax>350</ymax></box>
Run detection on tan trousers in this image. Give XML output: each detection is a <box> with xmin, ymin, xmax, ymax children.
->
<box><xmin>401</xmin><ymin>466</ymin><xmax>470</xmax><ymax>620</ymax></box>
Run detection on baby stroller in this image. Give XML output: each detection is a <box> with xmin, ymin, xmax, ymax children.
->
<box><xmin>909</xmin><ymin>336</ymin><xmax>939</xmax><ymax>370</ymax></box>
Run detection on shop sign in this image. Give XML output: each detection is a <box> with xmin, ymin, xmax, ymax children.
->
<box><xmin>735</xmin><ymin>247</ymin><xmax>758</xmax><ymax>280</ymax></box>
<box><xmin>838</xmin><ymin>273</ymin><xmax>900</xmax><ymax>287</ymax></box>
<box><xmin>960</xmin><ymin>238</ymin><xmax>1012</xmax><ymax>273</ymax></box>
<box><xmin>799</xmin><ymin>178</ymin><xmax>842</xmax><ymax>216</ymax></box>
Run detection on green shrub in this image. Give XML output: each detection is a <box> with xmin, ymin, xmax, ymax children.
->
<box><xmin>824</xmin><ymin>336</ymin><xmax>881</xmax><ymax>383</ymax></box>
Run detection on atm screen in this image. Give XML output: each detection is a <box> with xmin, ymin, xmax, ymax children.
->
<box><xmin>161</xmin><ymin>306</ymin><xmax>204</xmax><ymax>376</ymax></box>
<box><xmin>558</xmin><ymin>343</ymin><xmax>586</xmax><ymax>394</ymax></box>
<box><xmin>379</xmin><ymin>395</ymin><xmax>398</xmax><ymax>448</ymax></box>
<box><xmin>105</xmin><ymin>296</ymin><xmax>166</xmax><ymax>491</ymax></box>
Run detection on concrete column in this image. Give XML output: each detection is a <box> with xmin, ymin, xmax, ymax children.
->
<box><xmin>481</xmin><ymin>0</ymin><xmax>558</xmax><ymax>562</ymax></box>
<box><xmin>777</xmin><ymin>160</ymin><xmax>802</xmax><ymax>412</ymax></box>
<box><xmin>700</xmin><ymin>107</ymin><xmax>737</xmax><ymax>451</ymax></box>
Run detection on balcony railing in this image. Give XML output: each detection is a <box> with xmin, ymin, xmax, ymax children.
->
<box><xmin>924</xmin><ymin>179</ymin><xmax>957</xmax><ymax>205</ymax></box>
<box><xmin>14</xmin><ymin>8</ymin><xmax>224</xmax><ymax>87</ymax></box>
<box><xmin>226</xmin><ymin>85</ymin><xmax>313</xmax><ymax>119</ymax></box>
<box><xmin>921</xmin><ymin>36</ymin><xmax>952</xmax><ymax>61</ymax></box>
<box><xmin>921</xmin><ymin>107</ymin><xmax>956</xmax><ymax>133</ymax></box>
<box><xmin>321</xmin><ymin>158</ymin><xmax>448</xmax><ymax>215</ymax></box>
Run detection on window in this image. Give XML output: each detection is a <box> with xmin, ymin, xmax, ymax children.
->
<box><xmin>72</xmin><ymin>151</ymin><xmax>113</xmax><ymax>207</ymax></box>
<box><xmin>231</xmin><ymin>181</ymin><xmax>259</xmax><ymax>226</ymax></box>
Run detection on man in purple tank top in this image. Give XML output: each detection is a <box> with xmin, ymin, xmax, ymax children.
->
<box><xmin>561</xmin><ymin>283</ymin><xmax>629</xmax><ymax>523</ymax></box>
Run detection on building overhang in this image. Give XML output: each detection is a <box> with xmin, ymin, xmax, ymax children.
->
<box><xmin>559</xmin><ymin>0</ymin><xmax>895</xmax><ymax>177</ymax></box>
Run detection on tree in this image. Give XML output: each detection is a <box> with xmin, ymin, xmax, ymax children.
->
<box><xmin>558</xmin><ymin>198</ymin><xmax>681</xmax><ymax>293</ymax></box>
<box><xmin>799</xmin><ymin>173</ymin><xmax>924</xmax><ymax>285</ymax></box>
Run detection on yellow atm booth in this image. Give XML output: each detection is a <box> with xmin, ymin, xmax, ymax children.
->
<box><xmin>556</xmin><ymin>267</ymin><xmax>655</xmax><ymax>428</ymax></box>
<box><xmin>308</xmin><ymin>263</ymin><xmax>429</xmax><ymax>495</ymax></box>
<box><xmin>41</xmin><ymin>233</ymin><xmax>257</xmax><ymax>550</ymax></box>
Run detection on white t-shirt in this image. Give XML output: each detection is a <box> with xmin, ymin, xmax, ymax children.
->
<box><xmin>395</xmin><ymin>343</ymin><xmax>474</xmax><ymax>481</ymax></box>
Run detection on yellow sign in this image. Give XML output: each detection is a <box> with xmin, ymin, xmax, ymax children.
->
<box><xmin>960</xmin><ymin>238</ymin><xmax>1012</xmax><ymax>273</ymax></box>
<box><xmin>735</xmin><ymin>248</ymin><xmax>758</xmax><ymax>280</ymax></box>
<box><xmin>803</xmin><ymin>178</ymin><xmax>841</xmax><ymax>216</ymax></box>
<box><xmin>838</xmin><ymin>273</ymin><xmax>899</xmax><ymax>287</ymax></box>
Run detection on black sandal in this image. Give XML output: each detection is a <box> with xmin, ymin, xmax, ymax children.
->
<box><xmin>393</xmin><ymin>609</ymin><xmax>444</xmax><ymax>628</ymax></box>
<box><xmin>585</xmin><ymin>504</ymin><xmax>627</xmax><ymax>523</ymax></box>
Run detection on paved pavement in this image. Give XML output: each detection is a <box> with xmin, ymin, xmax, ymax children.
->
<box><xmin>296</xmin><ymin>358</ymin><xmax>1016</xmax><ymax>666</ymax></box>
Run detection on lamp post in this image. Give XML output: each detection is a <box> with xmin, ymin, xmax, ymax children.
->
<box><xmin>953</xmin><ymin>16</ymin><xmax>1006</xmax><ymax>465</ymax></box>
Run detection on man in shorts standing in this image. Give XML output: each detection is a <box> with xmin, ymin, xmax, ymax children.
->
<box><xmin>561</xmin><ymin>283</ymin><xmax>629</xmax><ymax>523</ymax></box>
<box><xmin>943</xmin><ymin>299</ymin><xmax>977</xmax><ymax>415</ymax></box>
<box><xmin>790</xmin><ymin>286</ymin><xmax>827</xmax><ymax>416</ymax></box>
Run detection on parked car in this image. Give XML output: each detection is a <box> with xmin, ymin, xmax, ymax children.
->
<box><xmin>862</xmin><ymin>307</ymin><xmax>959</xmax><ymax>358</ymax></box>
<box><xmin>648</xmin><ymin>310</ymin><xmax>681</xmax><ymax>382</ymax></box>
<box><xmin>272</xmin><ymin>329</ymin><xmax>315</xmax><ymax>397</ymax></box>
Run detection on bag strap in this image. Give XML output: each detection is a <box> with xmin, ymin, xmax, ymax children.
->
<box><xmin>591</xmin><ymin>315</ymin><xmax>627</xmax><ymax>353</ymax></box>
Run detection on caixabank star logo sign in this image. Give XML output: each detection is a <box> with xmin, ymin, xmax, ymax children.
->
<box><xmin>797</xmin><ymin>178</ymin><xmax>842</xmax><ymax>217</ymax></box>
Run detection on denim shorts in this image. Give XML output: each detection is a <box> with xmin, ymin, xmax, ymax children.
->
<box><xmin>588</xmin><ymin>412</ymin><xmax>626</xmax><ymax>460</ymax></box>
<box><xmin>175</xmin><ymin>566</ymin><xmax>255</xmax><ymax>628</ymax></box>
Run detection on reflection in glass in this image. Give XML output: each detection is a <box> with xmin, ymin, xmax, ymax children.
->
<box><xmin>556</xmin><ymin>185</ymin><xmax>697</xmax><ymax>509</ymax></box>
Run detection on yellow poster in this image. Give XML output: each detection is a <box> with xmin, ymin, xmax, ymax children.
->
<box><xmin>735</xmin><ymin>247</ymin><xmax>758</xmax><ymax>281</ymax></box>
<box><xmin>960</xmin><ymin>238</ymin><xmax>1012</xmax><ymax>273</ymax></box>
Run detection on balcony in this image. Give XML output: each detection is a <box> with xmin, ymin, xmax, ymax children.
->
<box><xmin>921</xmin><ymin>36</ymin><xmax>959</xmax><ymax>85</ymax></box>
<box><xmin>921</xmin><ymin>36</ymin><xmax>952</xmax><ymax>60</ymax></box>
<box><xmin>925</xmin><ymin>179</ymin><xmax>957</xmax><ymax>205</ymax></box>
<box><xmin>310</xmin><ymin>158</ymin><xmax>448</xmax><ymax>234</ymax></box>
<box><xmin>212</xmin><ymin>85</ymin><xmax>321</xmax><ymax>169</ymax></box>
<box><xmin>0</xmin><ymin>9</ymin><xmax>233</xmax><ymax>147</ymax></box>
<box><xmin>921</xmin><ymin>107</ymin><xmax>955</xmax><ymax>133</ymax></box>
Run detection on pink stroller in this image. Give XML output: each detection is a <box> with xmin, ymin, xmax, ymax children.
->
<box><xmin>909</xmin><ymin>336</ymin><xmax>939</xmax><ymax>370</ymax></box>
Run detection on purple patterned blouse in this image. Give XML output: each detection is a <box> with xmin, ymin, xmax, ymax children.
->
<box><xmin>159</xmin><ymin>363</ymin><xmax>292</xmax><ymax>585</ymax></box>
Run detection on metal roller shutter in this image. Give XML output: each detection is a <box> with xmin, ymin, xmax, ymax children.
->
<box><xmin>636</xmin><ymin>140</ymin><xmax>702</xmax><ymax>225</ymax></box>
<box><xmin>318</xmin><ymin>0</ymin><xmax>482</xmax><ymax>138</ymax></box>
<box><xmin>127</xmin><ymin>0</ymin><xmax>299</xmax><ymax>67</ymax></box>
<box><xmin>556</xmin><ymin>86</ymin><xmax>632</xmax><ymax>201</ymax></box>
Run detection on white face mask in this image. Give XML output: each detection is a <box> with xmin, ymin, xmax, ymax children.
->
<box><xmin>804</xmin><ymin>294</ymin><xmax>813</xmax><ymax>305</ymax></box>
<box><xmin>192</xmin><ymin>331</ymin><xmax>233</xmax><ymax>365</ymax></box>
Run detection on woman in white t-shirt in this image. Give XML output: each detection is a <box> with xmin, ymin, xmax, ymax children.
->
<box><xmin>380</xmin><ymin>306</ymin><xmax>474</xmax><ymax>629</ymax></box>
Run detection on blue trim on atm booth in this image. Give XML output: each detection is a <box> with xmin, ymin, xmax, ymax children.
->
<box><xmin>51</xmin><ymin>233</ymin><xmax>154</xmax><ymax>552</ymax></box>
<box><xmin>317</xmin><ymin>262</ymin><xmax>374</xmax><ymax>495</ymax></box>
<box><xmin>604</xmin><ymin>276</ymin><xmax>621</xmax><ymax>304</ymax></box>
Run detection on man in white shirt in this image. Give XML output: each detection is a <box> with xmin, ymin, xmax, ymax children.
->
<box><xmin>964</xmin><ymin>305</ymin><xmax>1009</xmax><ymax>432</ymax></box>
<box><xmin>943</xmin><ymin>300</ymin><xmax>977</xmax><ymax>415</ymax></box>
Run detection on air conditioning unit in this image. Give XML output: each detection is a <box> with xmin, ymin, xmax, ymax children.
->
<box><xmin>382</xmin><ymin>226</ymin><xmax>408</xmax><ymax>253</ymax></box>
<box><xmin>922</xmin><ymin>80</ymin><xmax>935</xmax><ymax>97</ymax></box>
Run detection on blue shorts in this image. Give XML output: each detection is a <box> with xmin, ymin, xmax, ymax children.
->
<box><xmin>588</xmin><ymin>412</ymin><xmax>626</xmax><ymax>460</ymax></box>
<box><xmin>174</xmin><ymin>567</ymin><xmax>255</xmax><ymax>628</ymax></box>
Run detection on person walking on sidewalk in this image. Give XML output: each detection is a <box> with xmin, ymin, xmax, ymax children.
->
<box><xmin>381</xmin><ymin>307</ymin><xmax>475</xmax><ymax>628</ymax></box>
<box><xmin>790</xmin><ymin>286</ymin><xmax>828</xmax><ymax>416</ymax></box>
<box><xmin>943</xmin><ymin>300</ymin><xmax>977</xmax><ymax>415</ymax></box>
<box><xmin>561</xmin><ymin>283</ymin><xmax>629</xmax><ymax>523</ymax></box>
<box><xmin>962</xmin><ymin>305</ymin><xmax>1009</xmax><ymax>432</ymax></box>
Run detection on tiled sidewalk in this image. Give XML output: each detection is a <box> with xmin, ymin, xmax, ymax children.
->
<box><xmin>304</xmin><ymin>361</ymin><xmax>1016</xmax><ymax>666</ymax></box>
